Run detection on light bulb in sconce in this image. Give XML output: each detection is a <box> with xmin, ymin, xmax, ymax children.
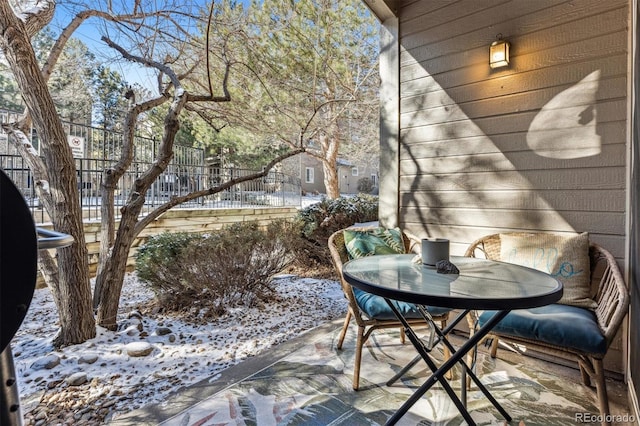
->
<box><xmin>490</xmin><ymin>36</ymin><xmax>510</xmax><ymax>69</ymax></box>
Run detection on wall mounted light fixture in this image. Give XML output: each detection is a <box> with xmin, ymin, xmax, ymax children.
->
<box><xmin>490</xmin><ymin>35</ymin><xmax>510</xmax><ymax>69</ymax></box>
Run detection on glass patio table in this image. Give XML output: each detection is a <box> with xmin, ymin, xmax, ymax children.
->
<box><xmin>342</xmin><ymin>254</ymin><xmax>563</xmax><ymax>426</ymax></box>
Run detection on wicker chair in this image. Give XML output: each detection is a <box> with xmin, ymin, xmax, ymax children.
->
<box><xmin>328</xmin><ymin>227</ymin><xmax>450</xmax><ymax>390</ymax></box>
<box><xmin>464</xmin><ymin>233</ymin><xmax>629</xmax><ymax>425</ymax></box>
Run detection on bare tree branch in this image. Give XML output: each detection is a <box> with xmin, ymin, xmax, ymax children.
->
<box><xmin>10</xmin><ymin>0</ymin><xmax>55</xmax><ymax>36</ymax></box>
<box><xmin>1</xmin><ymin>125</ymin><xmax>53</xmax><ymax>211</ymax></box>
<box><xmin>134</xmin><ymin>147</ymin><xmax>306</xmax><ymax>234</ymax></box>
<box><xmin>102</xmin><ymin>35</ymin><xmax>182</xmax><ymax>90</ymax></box>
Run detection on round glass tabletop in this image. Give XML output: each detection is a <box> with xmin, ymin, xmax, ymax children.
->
<box><xmin>342</xmin><ymin>254</ymin><xmax>563</xmax><ymax>310</ymax></box>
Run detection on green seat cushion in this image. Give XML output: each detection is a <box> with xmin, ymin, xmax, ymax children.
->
<box><xmin>478</xmin><ymin>304</ymin><xmax>606</xmax><ymax>355</ymax></box>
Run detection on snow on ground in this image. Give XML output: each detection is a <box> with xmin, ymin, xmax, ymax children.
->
<box><xmin>11</xmin><ymin>272</ymin><xmax>345</xmax><ymax>423</ymax></box>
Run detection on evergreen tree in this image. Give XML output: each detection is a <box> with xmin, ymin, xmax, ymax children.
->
<box><xmin>1</xmin><ymin>29</ymin><xmax>95</xmax><ymax>120</ymax></box>
<box><xmin>49</xmin><ymin>38</ymin><xmax>95</xmax><ymax>124</ymax></box>
<box><xmin>193</xmin><ymin>0</ymin><xmax>380</xmax><ymax>197</ymax></box>
<box><xmin>93</xmin><ymin>66</ymin><xmax>129</xmax><ymax>129</ymax></box>
<box><xmin>0</xmin><ymin>71</ymin><xmax>23</xmax><ymax>110</ymax></box>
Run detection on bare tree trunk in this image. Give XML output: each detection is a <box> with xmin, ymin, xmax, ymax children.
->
<box><xmin>0</xmin><ymin>3</ymin><xmax>95</xmax><ymax>346</ymax></box>
<box><xmin>317</xmin><ymin>133</ymin><xmax>340</xmax><ymax>199</ymax></box>
<box><xmin>322</xmin><ymin>158</ymin><xmax>340</xmax><ymax>199</ymax></box>
<box><xmin>93</xmin><ymin>96</ymin><xmax>152</xmax><ymax>311</ymax></box>
<box><xmin>94</xmin><ymin>211</ymin><xmax>141</xmax><ymax>329</ymax></box>
<box><xmin>95</xmin><ymin>90</ymin><xmax>185</xmax><ymax>329</ymax></box>
<box><xmin>93</xmin><ymin>168</ymin><xmax>117</xmax><ymax>308</ymax></box>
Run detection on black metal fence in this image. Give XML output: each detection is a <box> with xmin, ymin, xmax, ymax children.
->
<box><xmin>1</xmin><ymin>155</ymin><xmax>302</xmax><ymax>224</ymax></box>
<box><xmin>0</xmin><ymin>110</ymin><xmax>302</xmax><ymax>224</ymax></box>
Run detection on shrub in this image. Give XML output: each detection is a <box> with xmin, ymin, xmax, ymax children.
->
<box><xmin>357</xmin><ymin>177</ymin><xmax>374</xmax><ymax>193</ymax></box>
<box><xmin>134</xmin><ymin>220</ymin><xmax>296</xmax><ymax>318</ymax></box>
<box><xmin>134</xmin><ymin>231</ymin><xmax>204</xmax><ymax>288</ymax></box>
<box><xmin>289</xmin><ymin>194</ymin><xmax>378</xmax><ymax>276</ymax></box>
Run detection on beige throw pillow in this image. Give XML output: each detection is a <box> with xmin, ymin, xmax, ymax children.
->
<box><xmin>499</xmin><ymin>232</ymin><xmax>596</xmax><ymax>309</ymax></box>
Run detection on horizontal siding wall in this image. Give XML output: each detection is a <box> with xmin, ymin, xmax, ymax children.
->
<box><xmin>397</xmin><ymin>0</ymin><xmax>628</xmax><ymax>254</ymax></box>
<box><xmin>396</xmin><ymin>0</ymin><xmax>629</xmax><ymax>372</ymax></box>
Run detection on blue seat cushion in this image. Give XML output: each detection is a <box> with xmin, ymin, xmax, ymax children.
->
<box><xmin>354</xmin><ymin>288</ymin><xmax>451</xmax><ymax>320</ymax></box>
<box><xmin>478</xmin><ymin>304</ymin><xmax>606</xmax><ymax>355</ymax></box>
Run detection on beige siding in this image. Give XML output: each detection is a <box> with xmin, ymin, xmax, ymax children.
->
<box><xmin>339</xmin><ymin>163</ymin><xmax>379</xmax><ymax>194</ymax></box>
<box><xmin>396</xmin><ymin>0</ymin><xmax>629</xmax><ymax>373</ymax></box>
<box><xmin>397</xmin><ymin>0</ymin><xmax>628</xmax><ymax>253</ymax></box>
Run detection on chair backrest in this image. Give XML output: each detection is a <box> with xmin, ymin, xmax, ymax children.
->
<box><xmin>328</xmin><ymin>227</ymin><xmax>419</xmax><ymax>323</ymax></box>
<box><xmin>464</xmin><ymin>232</ymin><xmax>630</xmax><ymax>346</ymax></box>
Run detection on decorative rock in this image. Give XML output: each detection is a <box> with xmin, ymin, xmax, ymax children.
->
<box><xmin>102</xmin><ymin>399</ymin><xmax>116</xmax><ymax>408</ymax></box>
<box><xmin>46</xmin><ymin>379</ymin><xmax>62</xmax><ymax>389</ymax></box>
<box><xmin>78</xmin><ymin>354</ymin><xmax>99</xmax><ymax>365</ymax></box>
<box><xmin>436</xmin><ymin>260</ymin><xmax>459</xmax><ymax>274</ymax></box>
<box><xmin>65</xmin><ymin>372</ymin><xmax>88</xmax><ymax>386</ymax></box>
<box><xmin>31</xmin><ymin>354</ymin><xmax>61</xmax><ymax>370</ymax></box>
<box><xmin>167</xmin><ymin>334</ymin><xmax>176</xmax><ymax>343</ymax></box>
<box><xmin>129</xmin><ymin>318</ymin><xmax>143</xmax><ymax>331</ymax></box>
<box><xmin>125</xmin><ymin>342</ymin><xmax>154</xmax><ymax>357</ymax></box>
<box><xmin>156</xmin><ymin>327</ymin><xmax>172</xmax><ymax>336</ymax></box>
<box><xmin>120</xmin><ymin>317</ymin><xmax>143</xmax><ymax>333</ymax></box>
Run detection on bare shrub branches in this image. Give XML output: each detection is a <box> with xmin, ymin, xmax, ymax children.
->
<box><xmin>135</xmin><ymin>221</ymin><xmax>297</xmax><ymax>319</ymax></box>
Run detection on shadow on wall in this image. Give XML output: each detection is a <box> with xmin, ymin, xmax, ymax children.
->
<box><xmin>399</xmin><ymin>65</ymin><xmax>608</xmax><ymax>243</ymax></box>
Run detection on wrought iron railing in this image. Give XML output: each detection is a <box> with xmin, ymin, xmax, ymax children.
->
<box><xmin>0</xmin><ymin>109</ymin><xmax>302</xmax><ymax>224</ymax></box>
<box><xmin>0</xmin><ymin>155</ymin><xmax>301</xmax><ymax>224</ymax></box>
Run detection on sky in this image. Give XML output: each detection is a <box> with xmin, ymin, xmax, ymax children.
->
<box><xmin>46</xmin><ymin>1</ymin><xmax>227</xmax><ymax>94</ymax></box>
<box><xmin>43</xmin><ymin>1</ymin><xmax>376</xmax><ymax>96</ymax></box>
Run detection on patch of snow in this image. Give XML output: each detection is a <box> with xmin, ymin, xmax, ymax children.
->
<box><xmin>10</xmin><ymin>272</ymin><xmax>345</xmax><ymax>420</ymax></box>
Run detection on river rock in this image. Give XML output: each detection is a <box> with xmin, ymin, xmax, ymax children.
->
<box><xmin>79</xmin><ymin>354</ymin><xmax>99</xmax><ymax>364</ymax></box>
<box><xmin>65</xmin><ymin>372</ymin><xmax>88</xmax><ymax>386</ymax></box>
<box><xmin>128</xmin><ymin>310</ymin><xmax>143</xmax><ymax>320</ymax></box>
<box><xmin>155</xmin><ymin>327</ymin><xmax>172</xmax><ymax>336</ymax></box>
<box><xmin>125</xmin><ymin>342</ymin><xmax>154</xmax><ymax>357</ymax></box>
<box><xmin>32</xmin><ymin>354</ymin><xmax>61</xmax><ymax>370</ymax></box>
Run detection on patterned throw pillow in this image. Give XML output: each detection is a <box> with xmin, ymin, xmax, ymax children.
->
<box><xmin>343</xmin><ymin>227</ymin><xmax>405</xmax><ymax>260</ymax></box>
<box><xmin>499</xmin><ymin>232</ymin><xmax>596</xmax><ymax>309</ymax></box>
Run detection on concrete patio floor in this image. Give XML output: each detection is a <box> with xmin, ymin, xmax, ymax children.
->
<box><xmin>110</xmin><ymin>319</ymin><xmax>633</xmax><ymax>425</ymax></box>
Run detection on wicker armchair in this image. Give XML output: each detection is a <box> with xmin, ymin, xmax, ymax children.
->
<box><xmin>465</xmin><ymin>233</ymin><xmax>629</xmax><ymax>425</ymax></box>
<box><xmin>328</xmin><ymin>227</ymin><xmax>450</xmax><ymax>390</ymax></box>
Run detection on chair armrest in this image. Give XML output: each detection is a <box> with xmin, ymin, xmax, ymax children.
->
<box><xmin>464</xmin><ymin>234</ymin><xmax>501</xmax><ymax>260</ymax></box>
<box><xmin>590</xmin><ymin>243</ymin><xmax>630</xmax><ymax>345</ymax></box>
<box><xmin>403</xmin><ymin>231</ymin><xmax>423</xmax><ymax>254</ymax></box>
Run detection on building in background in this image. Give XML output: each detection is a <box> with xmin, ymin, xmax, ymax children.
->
<box><xmin>282</xmin><ymin>152</ymin><xmax>378</xmax><ymax>196</ymax></box>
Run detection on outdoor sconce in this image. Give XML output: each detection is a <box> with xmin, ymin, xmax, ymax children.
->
<box><xmin>489</xmin><ymin>35</ymin><xmax>510</xmax><ymax>69</ymax></box>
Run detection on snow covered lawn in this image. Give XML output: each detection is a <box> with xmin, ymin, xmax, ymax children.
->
<box><xmin>12</xmin><ymin>273</ymin><xmax>345</xmax><ymax>424</ymax></box>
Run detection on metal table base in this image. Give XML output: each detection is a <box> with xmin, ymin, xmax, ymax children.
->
<box><xmin>384</xmin><ymin>302</ymin><xmax>511</xmax><ymax>426</ymax></box>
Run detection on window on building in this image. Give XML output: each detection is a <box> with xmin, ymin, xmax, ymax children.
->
<box><xmin>371</xmin><ymin>174</ymin><xmax>377</xmax><ymax>186</ymax></box>
<box><xmin>351</xmin><ymin>167</ymin><xmax>358</xmax><ymax>176</ymax></box>
<box><xmin>305</xmin><ymin>167</ymin><xmax>314</xmax><ymax>183</ymax></box>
